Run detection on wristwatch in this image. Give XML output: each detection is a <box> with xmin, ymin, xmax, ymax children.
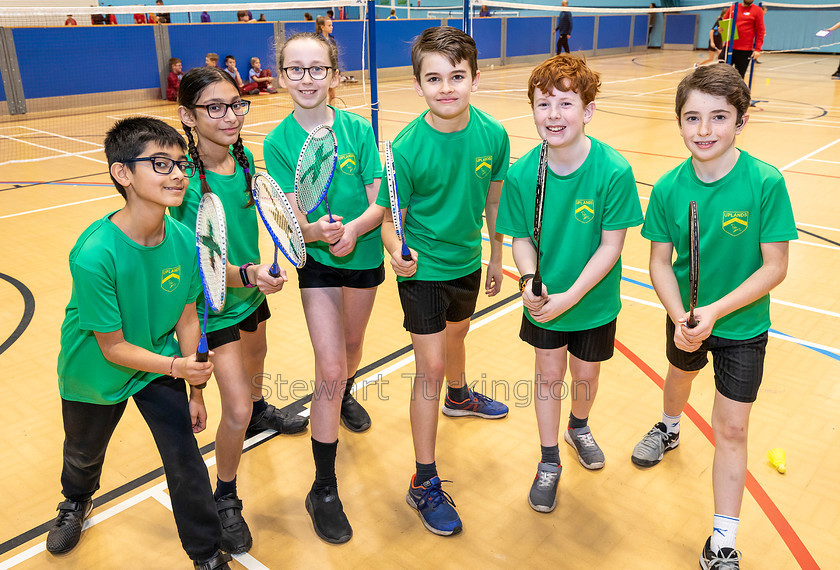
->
<box><xmin>240</xmin><ymin>262</ymin><xmax>256</xmax><ymax>288</ymax></box>
<box><xmin>518</xmin><ymin>273</ymin><xmax>535</xmax><ymax>293</ymax></box>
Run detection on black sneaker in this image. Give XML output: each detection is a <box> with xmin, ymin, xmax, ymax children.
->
<box><xmin>193</xmin><ymin>550</ymin><xmax>232</xmax><ymax>570</ymax></box>
<box><xmin>832</xmin><ymin>72</ymin><xmax>840</xmax><ymax>80</ymax></box>
<box><xmin>305</xmin><ymin>485</ymin><xmax>353</xmax><ymax>544</ymax></box>
<box><xmin>216</xmin><ymin>494</ymin><xmax>252</xmax><ymax>554</ymax></box>
<box><xmin>46</xmin><ymin>499</ymin><xmax>92</xmax><ymax>554</ymax></box>
<box><xmin>700</xmin><ymin>536</ymin><xmax>742</xmax><ymax>569</ymax></box>
<box><xmin>247</xmin><ymin>403</ymin><xmax>309</xmax><ymax>437</ymax></box>
<box><xmin>340</xmin><ymin>392</ymin><xmax>371</xmax><ymax>432</ymax></box>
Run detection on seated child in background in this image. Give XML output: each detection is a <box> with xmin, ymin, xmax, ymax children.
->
<box><xmin>166</xmin><ymin>57</ymin><xmax>183</xmax><ymax>102</ymax></box>
<box><xmin>223</xmin><ymin>55</ymin><xmax>259</xmax><ymax>95</ymax></box>
<box><xmin>248</xmin><ymin>57</ymin><xmax>277</xmax><ymax>94</ymax></box>
<box><xmin>205</xmin><ymin>52</ymin><xmax>219</xmax><ymax>68</ymax></box>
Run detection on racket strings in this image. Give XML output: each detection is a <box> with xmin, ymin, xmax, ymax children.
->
<box><xmin>296</xmin><ymin>133</ymin><xmax>336</xmax><ymax>213</ymax></box>
<box><xmin>196</xmin><ymin>200</ymin><xmax>226</xmax><ymax>312</ymax></box>
<box><xmin>254</xmin><ymin>177</ymin><xmax>305</xmax><ymax>266</ymax></box>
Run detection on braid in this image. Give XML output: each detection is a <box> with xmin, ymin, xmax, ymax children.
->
<box><xmin>183</xmin><ymin>124</ymin><xmax>212</xmax><ymax>195</ymax></box>
<box><xmin>231</xmin><ymin>136</ymin><xmax>253</xmax><ymax>206</ymax></box>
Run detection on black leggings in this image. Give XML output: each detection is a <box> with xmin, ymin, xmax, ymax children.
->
<box><xmin>60</xmin><ymin>376</ymin><xmax>221</xmax><ymax>561</ymax></box>
<box><xmin>556</xmin><ymin>34</ymin><xmax>570</xmax><ymax>54</ymax></box>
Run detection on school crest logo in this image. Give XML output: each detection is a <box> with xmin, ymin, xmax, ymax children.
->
<box><xmin>339</xmin><ymin>153</ymin><xmax>356</xmax><ymax>175</ymax></box>
<box><xmin>574</xmin><ymin>199</ymin><xmax>595</xmax><ymax>223</ymax></box>
<box><xmin>722</xmin><ymin>211</ymin><xmax>749</xmax><ymax>236</ymax></box>
<box><xmin>161</xmin><ymin>265</ymin><xmax>181</xmax><ymax>292</ymax></box>
<box><xmin>475</xmin><ymin>156</ymin><xmax>492</xmax><ymax>179</ymax></box>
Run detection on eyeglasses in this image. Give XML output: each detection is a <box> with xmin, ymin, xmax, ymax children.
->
<box><xmin>282</xmin><ymin>66</ymin><xmax>333</xmax><ymax>81</ymax></box>
<box><xmin>123</xmin><ymin>156</ymin><xmax>196</xmax><ymax>177</ymax></box>
<box><xmin>190</xmin><ymin>100</ymin><xmax>251</xmax><ymax>119</ymax></box>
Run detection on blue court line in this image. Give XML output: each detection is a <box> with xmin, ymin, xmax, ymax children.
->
<box><xmin>481</xmin><ymin>236</ymin><xmax>839</xmax><ymax>362</ymax></box>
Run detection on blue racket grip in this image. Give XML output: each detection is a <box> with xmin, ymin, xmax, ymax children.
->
<box><xmin>270</xmin><ymin>249</ymin><xmax>281</xmax><ymax>277</ymax></box>
<box><xmin>400</xmin><ymin>241</ymin><xmax>412</xmax><ymax>262</ymax></box>
<box><xmin>194</xmin><ymin>335</ymin><xmax>208</xmax><ymax>389</ymax></box>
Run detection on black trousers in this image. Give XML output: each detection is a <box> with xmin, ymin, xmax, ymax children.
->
<box><xmin>731</xmin><ymin>49</ymin><xmax>752</xmax><ymax>78</ymax></box>
<box><xmin>60</xmin><ymin>375</ymin><xmax>221</xmax><ymax>561</ymax></box>
<box><xmin>556</xmin><ymin>34</ymin><xmax>570</xmax><ymax>54</ymax></box>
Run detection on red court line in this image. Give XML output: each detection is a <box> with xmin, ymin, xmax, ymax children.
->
<box><xmin>614</xmin><ymin>339</ymin><xmax>819</xmax><ymax>570</ymax></box>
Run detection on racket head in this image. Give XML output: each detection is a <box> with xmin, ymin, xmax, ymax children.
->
<box><xmin>531</xmin><ymin>140</ymin><xmax>549</xmax><ymax>296</ymax></box>
<box><xmin>252</xmin><ymin>172</ymin><xmax>307</xmax><ymax>268</ymax></box>
<box><xmin>195</xmin><ymin>192</ymin><xmax>227</xmax><ymax>313</ymax></box>
<box><xmin>687</xmin><ymin>200</ymin><xmax>699</xmax><ymax>327</ymax></box>
<box><xmin>294</xmin><ymin>124</ymin><xmax>338</xmax><ymax>214</ymax></box>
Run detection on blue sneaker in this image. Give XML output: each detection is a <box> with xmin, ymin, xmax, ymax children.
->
<box><xmin>406</xmin><ymin>475</ymin><xmax>462</xmax><ymax>536</ymax></box>
<box><xmin>442</xmin><ymin>389</ymin><xmax>508</xmax><ymax>419</ymax></box>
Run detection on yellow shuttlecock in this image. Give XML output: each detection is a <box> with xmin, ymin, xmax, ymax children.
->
<box><xmin>767</xmin><ymin>448</ymin><xmax>786</xmax><ymax>474</ymax></box>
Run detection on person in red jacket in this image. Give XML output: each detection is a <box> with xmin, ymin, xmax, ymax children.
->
<box><xmin>725</xmin><ymin>0</ymin><xmax>765</xmax><ymax>78</ymax></box>
<box><xmin>166</xmin><ymin>58</ymin><xmax>182</xmax><ymax>102</ymax></box>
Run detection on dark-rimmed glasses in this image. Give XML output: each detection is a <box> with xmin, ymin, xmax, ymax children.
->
<box><xmin>190</xmin><ymin>100</ymin><xmax>251</xmax><ymax>119</ymax></box>
<box><xmin>282</xmin><ymin>66</ymin><xmax>333</xmax><ymax>81</ymax></box>
<box><xmin>123</xmin><ymin>156</ymin><xmax>196</xmax><ymax>177</ymax></box>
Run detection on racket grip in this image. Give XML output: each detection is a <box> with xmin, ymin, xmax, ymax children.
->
<box><xmin>400</xmin><ymin>241</ymin><xmax>412</xmax><ymax>262</ymax></box>
<box><xmin>687</xmin><ymin>312</ymin><xmax>697</xmax><ymax>328</ymax></box>
<box><xmin>269</xmin><ymin>263</ymin><xmax>281</xmax><ymax>278</ymax></box>
<box><xmin>531</xmin><ymin>276</ymin><xmax>543</xmax><ymax>297</ymax></box>
<box><xmin>194</xmin><ymin>336</ymin><xmax>209</xmax><ymax>389</ymax></box>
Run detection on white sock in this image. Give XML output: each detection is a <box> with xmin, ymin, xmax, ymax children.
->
<box><xmin>710</xmin><ymin>514</ymin><xmax>739</xmax><ymax>551</ymax></box>
<box><xmin>662</xmin><ymin>411</ymin><xmax>681</xmax><ymax>434</ymax></box>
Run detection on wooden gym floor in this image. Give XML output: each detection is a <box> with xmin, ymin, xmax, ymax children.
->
<box><xmin>0</xmin><ymin>50</ymin><xmax>838</xmax><ymax>569</ymax></box>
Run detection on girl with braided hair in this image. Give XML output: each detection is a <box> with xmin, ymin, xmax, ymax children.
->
<box><xmin>171</xmin><ymin>66</ymin><xmax>307</xmax><ymax>554</ymax></box>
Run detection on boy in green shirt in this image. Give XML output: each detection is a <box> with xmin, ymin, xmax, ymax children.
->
<box><xmin>496</xmin><ymin>54</ymin><xmax>643</xmax><ymax>513</ymax></box>
<box><xmin>47</xmin><ymin>117</ymin><xmax>233</xmax><ymax>570</ymax></box>
<box><xmin>376</xmin><ymin>26</ymin><xmax>510</xmax><ymax>536</ymax></box>
<box><xmin>632</xmin><ymin>64</ymin><xmax>797</xmax><ymax>569</ymax></box>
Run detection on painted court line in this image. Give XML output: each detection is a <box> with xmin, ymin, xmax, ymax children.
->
<box><xmin>780</xmin><ymin>137</ymin><xmax>840</xmax><ymax>172</ymax></box>
<box><xmin>0</xmin><ymin>194</ymin><xmax>120</xmax><ymax>220</ymax></box>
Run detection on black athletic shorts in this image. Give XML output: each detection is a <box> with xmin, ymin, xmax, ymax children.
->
<box><xmin>397</xmin><ymin>268</ymin><xmax>482</xmax><ymax>335</ymax></box>
<box><xmin>297</xmin><ymin>257</ymin><xmax>385</xmax><ymax>289</ymax></box>
<box><xmin>665</xmin><ymin>317</ymin><xmax>767</xmax><ymax>403</ymax></box>
<box><xmin>520</xmin><ymin>316</ymin><xmax>616</xmax><ymax>362</ymax></box>
<box><xmin>206</xmin><ymin>298</ymin><xmax>271</xmax><ymax>349</ymax></box>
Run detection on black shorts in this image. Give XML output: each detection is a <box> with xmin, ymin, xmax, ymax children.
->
<box><xmin>206</xmin><ymin>298</ymin><xmax>271</xmax><ymax>349</ymax></box>
<box><xmin>520</xmin><ymin>316</ymin><xmax>616</xmax><ymax>362</ymax></box>
<box><xmin>297</xmin><ymin>257</ymin><xmax>385</xmax><ymax>289</ymax></box>
<box><xmin>665</xmin><ymin>317</ymin><xmax>767</xmax><ymax>403</ymax></box>
<box><xmin>397</xmin><ymin>268</ymin><xmax>481</xmax><ymax>335</ymax></box>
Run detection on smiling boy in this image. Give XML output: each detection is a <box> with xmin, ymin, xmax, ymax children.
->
<box><xmin>496</xmin><ymin>54</ymin><xmax>643</xmax><ymax>513</ymax></box>
<box><xmin>631</xmin><ymin>64</ymin><xmax>797</xmax><ymax>569</ymax></box>
<box><xmin>375</xmin><ymin>26</ymin><xmax>510</xmax><ymax>536</ymax></box>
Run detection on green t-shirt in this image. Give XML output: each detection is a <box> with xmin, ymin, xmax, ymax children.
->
<box><xmin>374</xmin><ymin>105</ymin><xmax>511</xmax><ymax>281</ymax></box>
<box><xmin>497</xmin><ymin>137</ymin><xmax>644</xmax><ymax>331</ymax></box>
<box><xmin>57</xmin><ymin>214</ymin><xmax>202</xmax><ymax>404</ymax></box>
<box><xmin>642</xmin><ymin>150</ymin><xmax>798</xmax><ymax>339</ymax></box>
<box><xmin>263</xmin><ymin>107</ymin><xmax>384</xmax><ymax>270</ymax></box>
<box><xmin>169</xmin><ymin>146</ymin><xmax>264</xmax><ymax>331</ymax></box>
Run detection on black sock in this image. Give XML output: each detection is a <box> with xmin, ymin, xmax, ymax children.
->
<box><xmin>252</xmin><ymin>397</ymin><xmax>267</xmax><ymax>416</ymax></box>
<box><xmin>415</xmin><ymin>461</ymin><xmax>437</xmax><ymax>485</ymax></box>
<box><xmin>344</xmin><ymin>375</ymin><xmax>357</xmax><ymax>399</ymax></box>
<box><xmin>312</xmin><ymin>438</ymin><xmax>338</xmax><ymax>492</ymax></box>
<box><xmin>447</xmin><ymin>384</ymin><xmax>469</xmax><ymax>402</ymax></box>
<box><xmin>568</xmin><ymin>413</ymin><xmax>588</xmax><ymax>429</ymax></box>
<box><xmin>214</xmin><ymin>476</ymin><xmax>237</xmax><ymax>500</ymax></box>
<box><xmin>541</xmin><ymin>444</ymin><xmax>561</xmax><ymax>465</ymax></box>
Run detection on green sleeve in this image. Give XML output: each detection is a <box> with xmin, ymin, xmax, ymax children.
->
<box><xmin>72</xmin><ymin>262</ymin><xmax>122</xmax><ymax>333</ymax></box>
<box><xmin>496</xmin><ymin>169</ymin><xmax>529</xmax><ymax>238</ymax></box>
<box><xmin>641</xmin><ymin>183</ymin><xmax>670</xmax><ymax>243</ymax></box>
<box><xmin>603</xmin><ymin>165</ymin><xmax>644</xmax><ymax>231</ymax></box>
<box><xmin>359</xmin><ymin>121</ymin><xmax>382</xmax><ymax>185</ymax></box>
<box><xmin>491</xmin><ymin>128</ymin><xmax>511</xmax><ymax>182</ymax></box>
<box><xmin>264</xmin><ymin>128</ymin><xmax>297</xmax><ymax>194</ymax></box>
<box><xmin>759</xmin><ymin>176</ymin><xmax>798</xmax><ymax>243</ymax></box>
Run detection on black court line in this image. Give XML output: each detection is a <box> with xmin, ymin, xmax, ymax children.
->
<box><xmin>797</xmin><ymin>227</ymin><xmax>840</xmax><ymax>248</ymax></box>
<box><xmin>0</xmin><ymin>291</ymin><xmax>520</xmax><ymax>557</ymax></box>
<box><xmin>0</xmin><ymin>273</ymin><xmax>35</xmax><ymax>356</ymax></box>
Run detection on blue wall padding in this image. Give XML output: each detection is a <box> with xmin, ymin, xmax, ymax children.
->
<box><xmin>597</xmin><ymin>15</ymin><xmax>633</xmax><ymax>50</ymax></box>
<box><xmin>169</xmin><ymin>22</ymin><xmax>276</xmax><ymax>76</ymax></box>
<box><xmin>568</xmin><ymin>16</ymin><xmax>595</xmax><ymax>53</ymax></box>
<box><xmin>507</xmin><ymin>17</ymin><xmax>552</xmax><ymax>57</ymax></box>
<box><xmin>374</xmin><ymin>20</ymin><xmax>444</xmax><ymax>69</ymax></box>
<box><xmin>633</xmin><ymin>14</ymin><xmax>648</xmax><ymax>47</ymax></box>
<box><xmin>14</xmin><ymin>26</ymin><xmax>159</xmax><ymax>98</ymax></box>
<box><xmin>663</xmin><ymin>14</ymin><xmax>696</xmax><ymax>46</ymax></box>
<box><xmin>473</xmin><ymin>17</ymin><xmax>502</xmax><ymax>60</ymax></box>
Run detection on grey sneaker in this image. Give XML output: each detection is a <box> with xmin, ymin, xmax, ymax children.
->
<box><xmin>700</xmin><ymin>536</ymin><xmax>741</xmax><ymax>569</ymax></box>
<box><xmin>631</xmin><ymin>422</ymin><xmax>680</xmax><ymax>467</ymax></box>
<box><xmin>564</xmin><ymin>426</ymin><xmax>605</xmax><ymax>470</ymax></box>
<box><xmin>528</xmin><ymin>462</ymin><xmax>561</xmax><ymax>513</ymax></box>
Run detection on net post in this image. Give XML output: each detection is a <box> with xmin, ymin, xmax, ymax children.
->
<box><xmin>463</xmin><ymin>0</ymin><xmax>471</xmax><ymax>35</ymax></box>
<box><xmin>725</xmin><ymin>2</ymin><xmax>737</xmax><ymax>65</ymax></box>
<box><xmin>367</xmin><ymin>0</ymin><xmax>380</xmax><ymax>145</ymax></box>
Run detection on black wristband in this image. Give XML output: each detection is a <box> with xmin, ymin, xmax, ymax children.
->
<box><xmin>240</xmin><ymin>262</ymin><xmax>256</xmax><ymax>288</ymax></box>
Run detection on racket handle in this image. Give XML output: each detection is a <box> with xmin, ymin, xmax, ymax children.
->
<box><xmin>269</xmin><ymin>263</ymin><xmax>281</xmax><ymax>278</ymax></box>
<box><xmin>194</xmin><ymin>336</ymin><xmax>209</xmax><ymax>389</ymax></box>
<box><xmin>531</xmin><ymin>276</ymin><xmax>543</xmax><ymax>297</ymax></box>
<box><xmin>400</xmin><ymin>241</ymin><xmax>412</xmax><ymax>262</ymax></box>
<box><xmin>687</xmin><ymin>311</ymin><xmax>697</xmax><ymax>328</ymax></box>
